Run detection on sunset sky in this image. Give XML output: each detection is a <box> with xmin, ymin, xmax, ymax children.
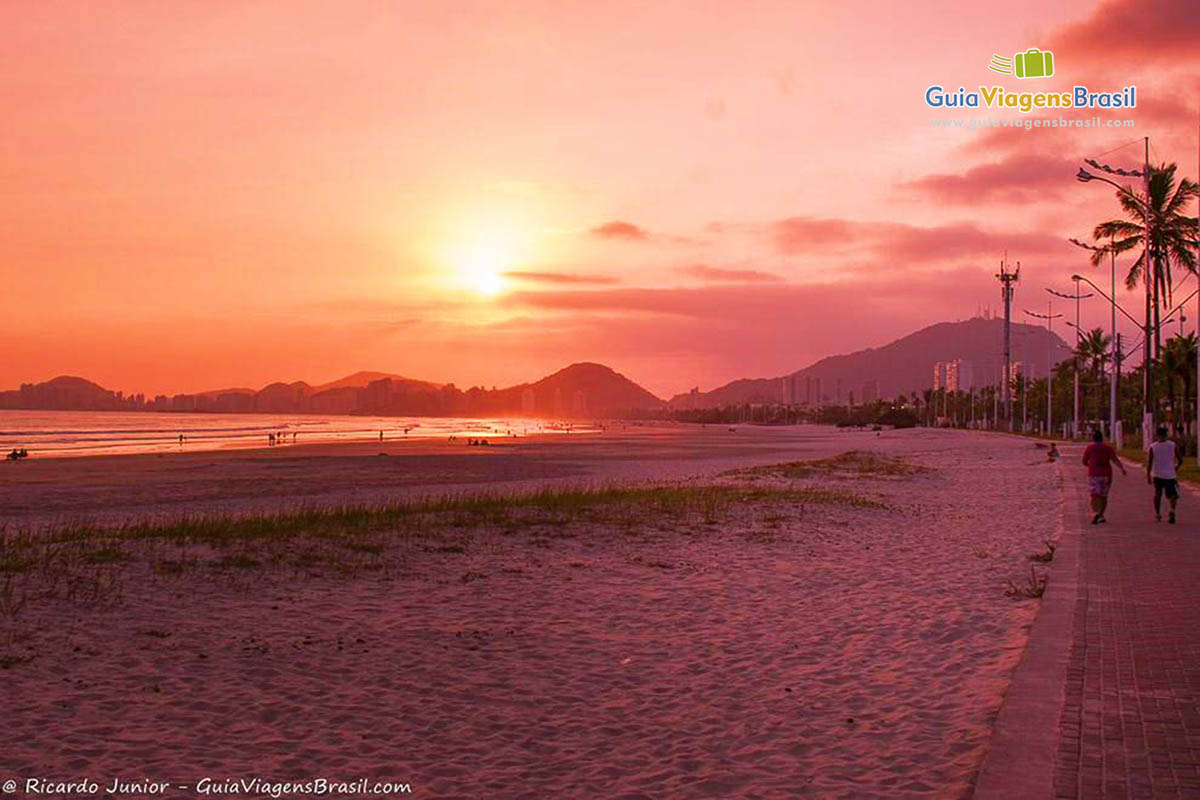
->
<box><xmin>3</xmin><ymin>0</ymin><xmax>1198</xmax><ymax>399</ymax></box>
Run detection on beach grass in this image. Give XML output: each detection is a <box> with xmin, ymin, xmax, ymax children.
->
<box><xmin>723</xmin><ymin>450</ymin><xmax>932</xmax><ymax>481</ymax></box>
<box><xmin>4</xmin><ymin>483</ymin><xmax>881</xmax><ymax>549</ymax></box>
<box><xmin>0</xmin><ymin>483</ymin><xmax>884</xmax><ymax>616</ymax></box>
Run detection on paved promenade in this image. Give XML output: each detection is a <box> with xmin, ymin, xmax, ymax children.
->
<box><xmin>977</xmin><ymin>446</ymin><xmax>1200</xmax><ymax>799</ymax></box>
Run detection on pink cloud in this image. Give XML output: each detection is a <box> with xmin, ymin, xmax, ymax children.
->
<box><xmin>1051</xmin><ymin>0</ymin><xmax>1200</xmax><ymax>65</ymax></box>
<box><xmin>504</xmin><ymin>267</ymin><xmax>995</xmax><ymax>320</ymax></box>
<box><xmin>882</xmin><ymin>223</ymin><xmax>1068</xmax><ymax>264</ymax></box>
<box><xmin>680</xmin><ymin>264</ymin><xmax>781</xmax><ymax>283</ymax></box>
<box><xmin>770</xmin><ymin>217</ymin><xmax>1068</xmax><ymax>263</ymax></box>
<box><xmin>900</xmin><ymin>154</ymin><xmax>1080</xmax><ymax>203</ymax></box>
<box><xmin>590</xmin><ymin>221</ymin><xmax>649</xmax><ymax>240</ymax></box>
<box><xmin>772</xmin><ymin>217</ymin><xmax>857</xmax><ymax>254</ymax></box>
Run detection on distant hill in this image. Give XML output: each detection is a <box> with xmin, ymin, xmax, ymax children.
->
<box><xmin>670</xmin><ymin>317</ymin><xmax>1073</xmax><ymax>407</ymax></box>
<box><xmin>311</xmin><ymin>371</ymin><xmax>442</xmax><ymax>393</ymax></box>
<box><xmin>0</xmin><ymin>363</ymin><xmax>665</xmax><ymax>418</ymax></box>
<box><xmin>488</xmin><ymin>363</ymin><xmax>665</xmax><ymax>417</ymax></box>
<box><xmin>41</xmin><ymin>376</ymin><xmax>108</xmax><ymax>394</ymax></box>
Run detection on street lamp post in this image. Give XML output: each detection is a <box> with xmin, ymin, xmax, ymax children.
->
<box><xmin>1049</xmin><ymin>283</ymin><xmax>1093</xmax><ymax>437</ymax></box>
<box><xmin>1071</xmin><ymin>270</ymin><xmax>1140</xmax><ymax>443</ymax></box>
<box><xmin>1077</xmin><ymin>157</ymin><xmax>1150</xmax><ymax>446</ymax></box>
<box><xmin>1026</xmin><ymin>302</ymin><xmax>1063</xmax><ymax>436</ymax></box>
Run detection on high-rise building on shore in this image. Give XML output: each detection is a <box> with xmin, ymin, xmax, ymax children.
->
<box><xmin>933</xmin><ymin>360</ymin><xmax>974</xmax><ymax>392</ymax></box>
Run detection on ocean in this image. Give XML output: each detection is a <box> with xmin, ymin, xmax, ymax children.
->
<box><xmin>0</xmin><ymin>410</ymin><xmax>583</xmax><ymax>459</ymax></box>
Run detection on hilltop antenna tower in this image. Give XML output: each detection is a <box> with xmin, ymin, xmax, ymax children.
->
<box><xmin>996</xmin><ymin>256</ymin><xmax>1020</xmax><ymax>430</ymax></box>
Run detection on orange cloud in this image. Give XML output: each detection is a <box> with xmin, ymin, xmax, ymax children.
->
<box><xmin>504</xmin><ymin>271</ymin><xmax>619</xmax><ymax>285</ymax></box>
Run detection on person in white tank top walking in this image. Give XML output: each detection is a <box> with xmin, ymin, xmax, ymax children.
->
<box><xmin>1147</xmin><ymin>426</ymin><xmax>1184</xmax><ymax>524</ymax></box>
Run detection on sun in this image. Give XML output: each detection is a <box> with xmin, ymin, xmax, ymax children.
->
<box><xmin>460</xmin><ymin>245</ymin><xmax>506</xmax><ymax>296</ymax></box>
<box><xmin>448</xmin><ymin>230</ymin><xmax>526</xmax><ymax>297</ymax></box>
<box><xmin>435</xmin><ymin>211</ymin><xmax>537</xmax><ymax>298</ymax></box>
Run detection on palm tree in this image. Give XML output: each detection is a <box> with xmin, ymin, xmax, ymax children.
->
<box><xmin>1076</xmin><ymin>327</ymin><xmax>1112</xmax><ymax>420</ymax></box>
<box><xmin>1090</xmin><ymin>162</ymin><xmax>1200</xmax><ymax>360</ymax></box>
<box><xmin>1161</xmin><ymin>333</ymin><xmax>1197</xmax><ymax>438</ymax></box>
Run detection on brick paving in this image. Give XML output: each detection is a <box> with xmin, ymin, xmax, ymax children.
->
<box><xmin>1052</xmin><ymin>466</ymin><xmax>1200</xmax><ymax>800</ymax></box>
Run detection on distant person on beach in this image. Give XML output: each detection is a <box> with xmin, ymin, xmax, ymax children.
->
<box><xmin>1047</xmin><ymin>443</ymin><xmax>1060</xmax><ymax>462</ymax></box>
<box><xmin>1082</xmin><ymin>428</ymin><xmax>1126</xmax><ymax>525</ymax></box>
<box><xmin>1147</xmin><ymin>426</ymin><xmax>1184</xmax><ymax>524</ymax></box>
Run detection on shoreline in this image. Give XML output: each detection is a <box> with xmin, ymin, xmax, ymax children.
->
<box><xmin>0</xmin><ymin>408</ymin><xmax>626</xmax><ymax>461</ymax></box>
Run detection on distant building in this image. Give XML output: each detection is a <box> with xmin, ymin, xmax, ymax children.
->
<box><xmin>947</xmin><ymin>360</ymin><xmax>973</xmax><ymax>391</ymax></box>
<box><xmin>933</xmin><ymin>360</ymin><xmax>974</xmax><ymax>392</ymax></box>
<box><xmin>521</xmin><ymin>387</ymin><xmax>536</xmax><ymax>416</ymax></box>
<box><xmin>781</xmin><ymin>375</ymin><xmax>801</xmax><ymax>405</ymax></box>
<box><xmin>362</xmin><ymin>378</ymin><xmax>393</xmax><ymax>412</ymax></box>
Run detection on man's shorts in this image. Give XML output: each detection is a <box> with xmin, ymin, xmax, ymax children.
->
<box><xmin>1153</xmin><ymin>477</ymin><xmax>1180</xmax><ymax>499</ymax></box>
<box><xmin>1088</xmin><ymin>476</ymin><xmax>1111</xmax><ymax>497</ymax></box>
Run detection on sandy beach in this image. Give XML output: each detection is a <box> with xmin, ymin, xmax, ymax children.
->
<box><xmin>1</xmin><ymin>423</ymin><xmax>924</xmax><ymax>529</ymax></box>
<box><xmin>2</xmin><ymin>425</ymin><xmax>1061</xmax><ymax>798</ymax></box>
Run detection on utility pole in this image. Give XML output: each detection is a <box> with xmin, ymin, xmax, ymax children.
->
<box><xmin>1026</xmin><ymin>302</ymin><xmax>1063</xmax><ymax>437</ymax></box>
<box><xmin>1021</xmin><ymin>364</ymin><xmax>1028</xmax><ymax>432</ymax></box>
<box><xmin>1143</xmin><ymin>135</ymin><xmax>1153</xmax><ymax>447</ymax></box>
<box><xmin>1048</xmin><ymin>284</ymin><xmax>1092</xmax><ymax>438</ymax></box>
<box><xmin>997</xmin><ymin>257</ymin><xmax>1020</xmax><ymax>431</ymax></box>
<box><xmin>1116</xmin><ymin>332</ymin><xmax>1124</xmax><ymax>446</ymax></box>
<box><xmin>993</xmin><ymin>372</ymin><xmax>999</xmax><ymax>429</ymax></box>
<box><xmin>1111</xmin><ymin>239</ymin><xmax>1119</xmax><ymax>444</ymax></box>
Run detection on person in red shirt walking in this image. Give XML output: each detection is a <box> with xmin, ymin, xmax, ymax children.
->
<box><xmin>1081</xmin><ymin>428</ymin><xmax>1127</xmax><ymax>524</ymax></box>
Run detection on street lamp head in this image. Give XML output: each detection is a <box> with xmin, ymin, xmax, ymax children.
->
<box><xmin>1071</xmin><ymin>274</ymin><xmax>1083</xmax><ymax>281</ymax></box>
<box><xmin>1076</xmin><ymin>167</ymin><xmax>1095</xmax><ymax>183</ymax></box>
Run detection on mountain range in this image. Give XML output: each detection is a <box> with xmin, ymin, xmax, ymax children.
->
<box><xmin>0</xmin><ymin>363</ymin><xmax>662</xmax><ymax>418</ymax></box>
<box><xmin>1</xmin><ymin>317</ymin><xmax>1073</xmax><ymax>417</ymax></box>
<box><xmin>669</xmin><ymin>317</ymin><xmax>1072</xmax><ymax>408</ymax></box>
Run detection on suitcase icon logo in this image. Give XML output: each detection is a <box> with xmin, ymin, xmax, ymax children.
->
<box><xmin>988</xmin><ymin>48</ymin><xmax>1055</xmax><ymax>79</ymax></box>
